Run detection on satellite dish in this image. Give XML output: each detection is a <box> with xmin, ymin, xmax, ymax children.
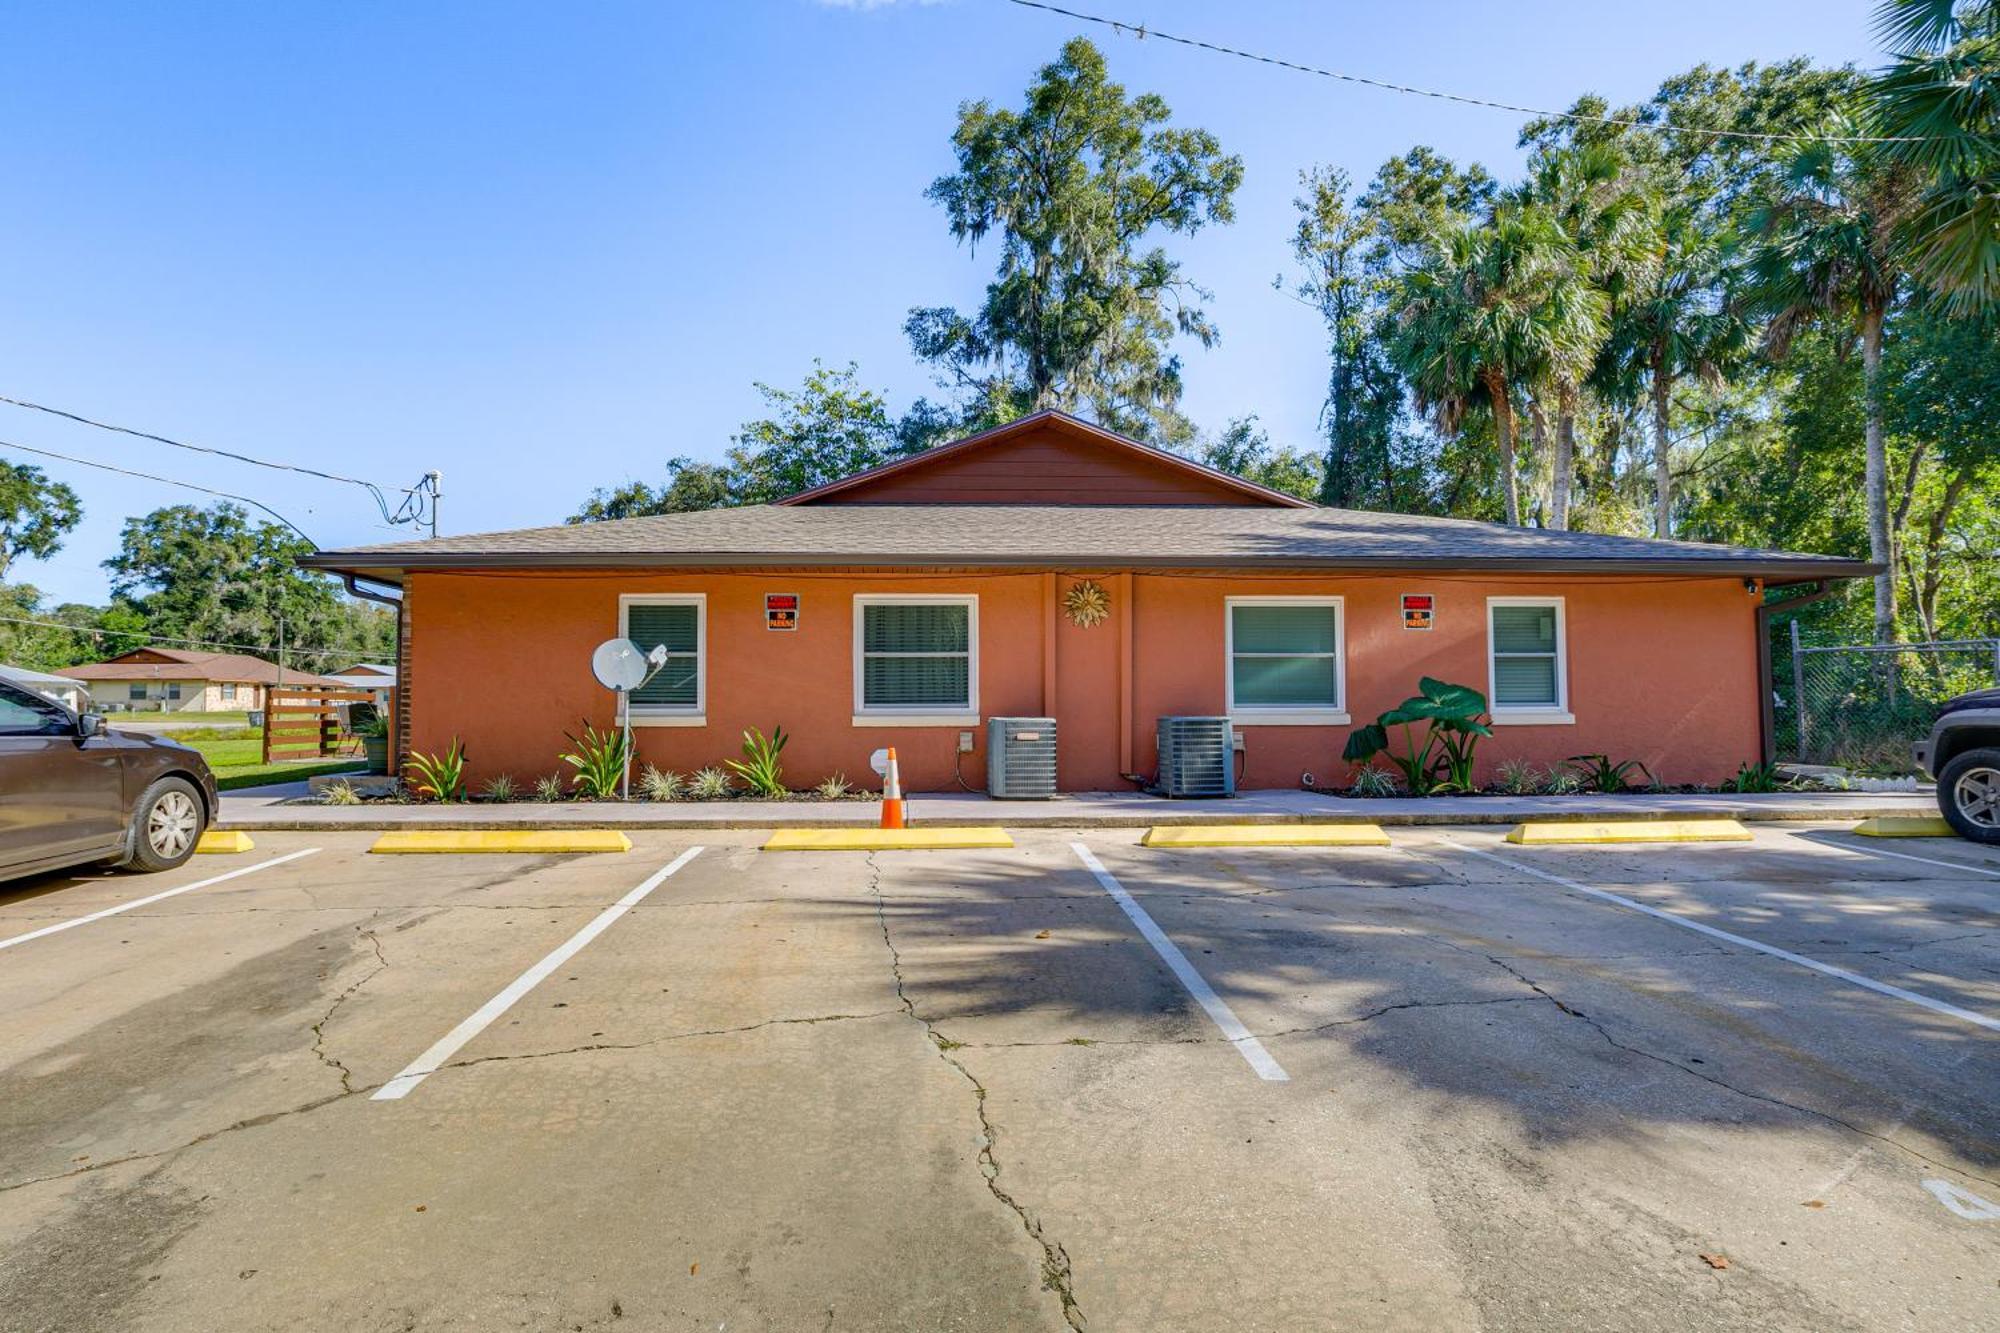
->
<box><xmin>591</xmin><ymin>638</ymin><xmax>651</xmax><ymax>692</ymax></box>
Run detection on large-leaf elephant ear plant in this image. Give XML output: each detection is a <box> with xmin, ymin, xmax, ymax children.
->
<box><xmin>1341</xmin><ymin>678</ymin><xmax>1494</xmax><ymax>795</ymax></box>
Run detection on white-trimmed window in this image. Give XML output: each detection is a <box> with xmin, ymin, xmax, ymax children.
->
<box><xmin>853</xmin><ymin>595</ymin><xmax>978</xmax><ymax>725</ymax></box>
<box><xmin>1225</xmin><ymin>597</ymin><xmax>1347</xmax><ymax>724</ymax></box>
<box><xmin>620</xmin><ymin>594</ymin><xmax>705</xmax><ymax>725</ymax></box>
<box><xmin>1487</xmin><ymin>597</ymin><xmax>1572</xmax><ymax>723</ymax></box>
<box><xmin>220</xmin><ymin>683</ymin><xmax>237</xmax><ymax>702</ymax></box>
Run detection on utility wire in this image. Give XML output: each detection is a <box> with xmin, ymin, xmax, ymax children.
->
<box><xmin>0</xmin><ymin>393</ymin><xmax>439</xmax><ymax>532</ymax></box>
<box><xmin>1003</xmin><ymin>0</ymin><xmax>1934</xmax><ymax>146</ymax></box>
<box><xmin>0</xmin><ymin>612</ymin><xmax>369</xmax><ymax>660</ymax></box>
<box><xmin>0</xmin><ymin>394</ymin><xmax>404</xmax><ymax>493</ymax></box>
<box><xmin>0</xmin><ymin>437</ymin><xmax>317</xmax><ymax>545</ymax></box>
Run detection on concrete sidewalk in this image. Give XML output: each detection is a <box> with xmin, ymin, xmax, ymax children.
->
<box><xmin>216</xmin><ymin>785</ymin><xmax>1939</xmax><ymax>831</ymax></box>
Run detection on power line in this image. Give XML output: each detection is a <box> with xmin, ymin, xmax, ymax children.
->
<box><xmin>0</xmin><ymin>394</ymin><xmax>403</xmax><ymax>492</ymax></box>
<box><xmin>0</xmin><ymin>437</ymin><xmax>317</xmax><ymax>544</ymax></box>
<box><xmin>0</xmin><ymin>393</ymin><xmax>441</xmax><ymax>534</ymax></box>
<box><xmin>1003</xmin><ymin>0</ymin><xmax>1932</xmax><ymax>146</ymax></box>
<box><xmin>0</xmin><ymin>612</ymin><xmax>373</xmax><ymax>660</ymax></box>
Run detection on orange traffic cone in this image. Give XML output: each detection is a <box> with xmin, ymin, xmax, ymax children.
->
<box><xmin>880</xmin><ymin>746</ymin><xmax>907</xmax><ymax>829</ymax></box>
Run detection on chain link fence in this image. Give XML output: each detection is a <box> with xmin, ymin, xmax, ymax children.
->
<box><xmin>1775</xmin><ymin>626</ymin><xmax>2000</xmax><ymax>771</ymax></box>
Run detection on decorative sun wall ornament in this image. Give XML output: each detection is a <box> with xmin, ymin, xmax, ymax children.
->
<box><xmin>1063</xmin><ymin>579</ymin><xmax>1111</xmax><ymax>628</ymax></box>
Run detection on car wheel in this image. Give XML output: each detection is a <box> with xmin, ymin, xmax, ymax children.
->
<box><xmin>1936</xmin><ymin>747</ymin><xmax>2000</xmax><ymax>845</ymax></box>
<box><xmin>119</xmin><ymin>776</ymin><xmax>207</xmax><ymax>872</ymax></box>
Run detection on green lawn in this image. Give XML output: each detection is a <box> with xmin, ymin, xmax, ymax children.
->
<box><xmin>168</xmin><ymin>730</ymin><xmax>369</xmax><ymax>791</ymax></box>
<box><xmin>215</xmin><ymin>759</ymin><xmax>367</xmax><ymax>792</ymax></box>
<box><xmin>185</xmin><ymin>736</ymin><xmax>264</xmax><ymax>768</ymax></box>
<box><xmin>107</xmin><ymin>710</ymin><xmax>253</xmax><ymax>725</ymax></box>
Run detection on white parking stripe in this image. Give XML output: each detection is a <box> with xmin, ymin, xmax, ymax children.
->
<box><xmin>1071</xmin><ymin>842</ymin><xmax>1289</xmax><ymax>1081</ymax></box>
<box><xmin>1817</xmin><ymin>836</ymin><xmax>2000</xmax><ymax>881</ymax></box>
<box><xmin>0</xmin><ymin>849</ymin><xmax>320</xmax><ymax>953</ymax></box>
<box><xmin>1445</xmin><ymin>840</ymin><xmax>2000</xmax><ymax>1034</ymax></box>
<box><xmin>372</xmin><ymin>846</ymin><xmax>704</xmax><ymax>1101</ymax></box>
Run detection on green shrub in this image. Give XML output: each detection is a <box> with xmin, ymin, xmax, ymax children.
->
<box><xmin>481</xmin><ymin>773</ymin><xmax>519</xmax><ymax>803</ymax></box>
<box><xmin>689</xmin><ymin>766</ymin><xmax>733</xmax><ymax>799</ymax></box>
<box><xmin>815</xmin><ymin>772</ymin><xmax>853</xmax><ymax>800</ymax></box>
<box><xmin>1342</xmin><ymin>678</ymin><xmax>1492</xmax><ymax>795</ymax></box>
<box><xmin>560</xmin><ymin>722</ymin><xmax>630</xmax><ymax>799</ymax></box>
<box><xmin>1495</xmin><ymin>759</ymin><xmax>1543</xmax><ymax>795</ymax></box>
<box><xmin>639</xmin><ymin>765</ymin><xmax>685</xmax><ymax>801</ymax></box>
<box><xmin>1727</xmin><ymin>761</ymin><xmax>1787</xmax><ymax>794</ymax></box>
<box><xmin>1348</xmin><ymin>766</ymin><xmax>1399</xmax><ymax>797</ymax></box>
<box><xmin>405</xmin><ymin>739</ymin><xmax>467</xmax><ymax>802</ymax></box>
<box><xmin>1563</xmin><ymin>754</ymin><xmax>1655</xmax><ymax>793</ymax></box>
<box><xmin>321</xmin><ymin>780</ymin><xmax>362</xmax><ymax>806</ymax></box>
<box><xmin>1541</xmin><ymin>769</ymin><xmax>1583</xmax><ymax>795</ymax></box>
<box><xmin>725</xmin><ymin>725</ymin><xmax>788</xmax><ymax>798</ymax></box>
<box><xmin>532</xmin><ymin>773</ymin><xmax>567</xmax><ymax>803</ymax></box>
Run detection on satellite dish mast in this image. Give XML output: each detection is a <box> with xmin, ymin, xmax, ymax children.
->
<box><xmin>590</xmin><ymin>638</ymin><xmax>670</xmax><ymax>799</ymax></box>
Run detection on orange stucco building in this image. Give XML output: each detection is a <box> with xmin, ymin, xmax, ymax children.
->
<box><xmin>306</xmin><ymin>412</ymin><xmax>1874</xmax><ymax>793</ymax></box>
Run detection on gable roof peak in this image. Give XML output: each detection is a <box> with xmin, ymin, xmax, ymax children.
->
<box><xmin>777</xmin><ymin>410</ymin><xmax>1314</xmax><ymax>509</ymax></box>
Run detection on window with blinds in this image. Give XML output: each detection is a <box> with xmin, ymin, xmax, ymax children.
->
<box><xmin>856</xmin><ymin>598</ymin><xmax>975</xmax><ymax>713</ymax></box>
<box><xmin>1489</xmin><ymin>601</ymin><xmax>1563</xmax><ymax>709</ymax></box>
<box><xmin>622</xmin><ymin>598</ymin><xmax>703</xmax><ymax>714</ymax></box>
<box><xmin>1227</xmin><ymin>599</ymin><xmax>1343</xmax><ymax>713</ymax></box>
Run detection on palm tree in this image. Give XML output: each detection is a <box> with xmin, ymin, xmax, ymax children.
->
<box><xmin>1391</xmin><ymin>206</ymin><xmax>1564</xmax><ymax>525</ymax></box>
<box><xmin>1746</xmin><ymin>125</ymin><xmax>1917</xmax><ymax>642</ymax></box>
<box><xmin>1872</xmin><ymin>0</ymin><xmax>2000</xmax><ymax>312</ymax></box>
<box><xmin>1605</xmin><ymin>202</ymin><xmax>1750</xmax><ymax>537</ymax></box>
<box><xmin>1517</xmin><ymin>146</ymin><xmax>1657</xmax><ymax>529</ymax></box>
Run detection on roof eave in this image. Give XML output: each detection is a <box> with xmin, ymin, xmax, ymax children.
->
<box><xmin>301</xmin><ymin>550</ymin><xmax>1882</xmax><ymax>581</ymax></box>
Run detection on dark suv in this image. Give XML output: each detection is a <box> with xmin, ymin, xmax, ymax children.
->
<box><xmin>0</xmin><ymin>679</ymin><xmax>219</xmax><ymax>881</ymax></box>
<box><xmin>1915</xmin><ymin>688</ymin><xmax>2000</xmax><ymax>844</ymax></box>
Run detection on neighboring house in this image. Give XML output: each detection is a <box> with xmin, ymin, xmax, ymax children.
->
<box><xmin>0</xmin><ymin>664</ymin><xmax>90</xmax><ymax>713</ymax></box>
<box><xmin>302</xmin><ymin>410</ymin><xmax>1875</xmax><ymax>792</ymax></box>
<box><xmin>59</xmin><ymin>648</ymin><xmax>350</xmax><ymax>713</ymax></box>
<box><xmin>328</xmin><ymin>662</ymin><xmax>397</xmax><ymax>706</ymax></box>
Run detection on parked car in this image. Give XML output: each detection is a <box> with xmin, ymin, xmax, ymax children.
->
<box><xmin>1915</xmin><ymin>687</ymin><xmax>2000</xmax><ymax>844</ymax></box>
<box><xmin>0</xmin><ymin>678</ymin><xmax>218</xmax><ymax>882</ymax></box>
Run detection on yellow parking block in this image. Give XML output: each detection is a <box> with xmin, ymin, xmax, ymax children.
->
<box><xmin>1506</xmin><ymin>819</ymin><xmax>1752</xmax><ymax>845</ymax></box>
<box><xmin>1141</xmin><ymin>824</ymin><xmax>1391</xmax><ymax>848</ymax></box>
<box><xmin>196</xmin><ymin>830</ymin><xmax>256</xmax><ymax>854</ymax></box>
<box><xmin>762</xmin><ymin>827</ymin><xmax>1014</xmax><ymax>851</ymax></box>
<box><xmin>1852</xmin><ymin>816</ymin><xmax>1957</xmax><ymax>838</ymax></box>
<box><xmin>369</xmin><ymin>830</ymin><xmax>632</xmax><ymax>854</ymax></box>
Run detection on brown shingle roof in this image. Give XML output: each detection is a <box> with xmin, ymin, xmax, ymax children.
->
<box><xmin>61</xmin><ymin>649</ymin><xmax>350</xmax><ymax>687</ymax></box>
<box><xmin>302</xmin><ymin>503</ymin><xmax>1877</xmax><ymax>584</ymax></box>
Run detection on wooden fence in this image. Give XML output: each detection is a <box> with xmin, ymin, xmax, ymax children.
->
<box><xmin>261</xmin><ymin>686</ymin><xmax>379</xmax><ymax>764</ymax></box>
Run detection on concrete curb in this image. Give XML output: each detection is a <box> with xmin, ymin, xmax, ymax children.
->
<box><xmin>217</xmin><ymin>799</ymin><xmax>1936</xmax><ymax>833</ymax></box>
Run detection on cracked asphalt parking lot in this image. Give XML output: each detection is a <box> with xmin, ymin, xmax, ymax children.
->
<box><xmin>0</xmin><ymin>825</ymin><xmax>1995</xmax><ymax>1332</ymax></box>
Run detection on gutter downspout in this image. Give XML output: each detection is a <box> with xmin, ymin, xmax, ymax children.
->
<box><xmin>1757</xmin><ymin>580</ymin><xmax>1840</xmax><ymax>765</ymax></box>
<box><xmin>1117</xmin><ymin>572</ymin><xmax>1135</xmax><ymax>778</ymax></box>
<box><xmin>343</xmin><ymin>573</ymin><xmax>404</xmax><ymax>774</ymax></box>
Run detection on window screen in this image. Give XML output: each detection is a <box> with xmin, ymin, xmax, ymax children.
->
<box><xmin>625</xmin><ymin>601</ymin><xmax>701</xmax><ymax>710</ymax></box>
<box><xmin>1490</xmin><ymin>603</ymin><xmax>1561</xmax><ymax>707</ymax></box>
<box><xmin>860</xmin><ymin>601</ymin><xmax>971</xmax><ymax>710</ymax></box>
<box><xmin>1230</xmin><ymin>602</ymin><xmax>1341</xmax><ymax>709</ymax></box>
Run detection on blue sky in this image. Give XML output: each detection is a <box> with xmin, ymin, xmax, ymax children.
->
<box><xmin>0</xmin><ymin>0</ymin><xmax>1883</xmax><ymax>604</ymax></box>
